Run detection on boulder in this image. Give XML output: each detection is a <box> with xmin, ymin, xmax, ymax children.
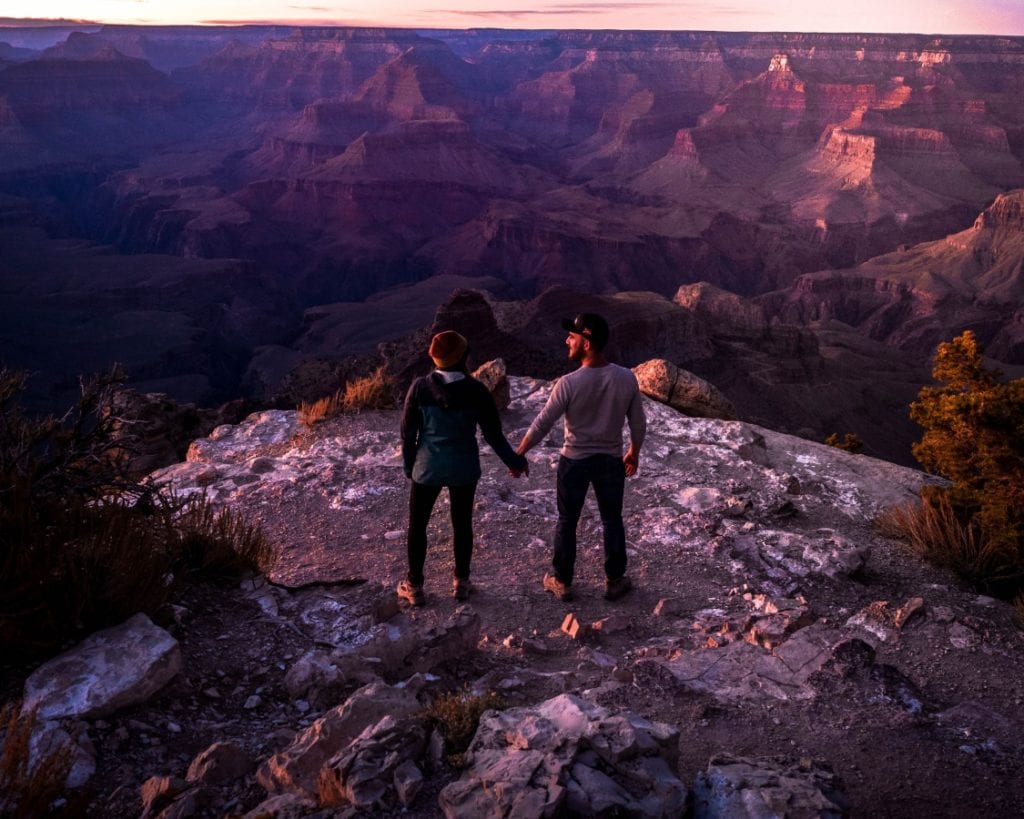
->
<box><xmin>633</xmin><ymin>359</ymin><xmax>737</xmax><ymax>420</ymax></box>
<box><xmin>472</xmin><ymin>358</ymin><xmax>511</xmax><ymax>411</ymax></box>
<box><xmin>693</xmin><ymin>754</ymin><xmax>846</xmax><ymax>818</ymax></box>
<box><xmin>439</xmin><ymin>693</ymin><xmax>686</xmax><ymax>818</ymax></box>
<box><xmin>105</xmin><ymin>388</ymin><xmax>252</xmax><ymax>478</ymax></box>
<box><xmin>257</xmin><ymin>681</ymin><xmax>420</xmax><ymax>798</ymax></box>
<box><xmin>149</xmin><ymin>787</ymin><xmax>211</xmax><ymax>819</ymax></box>
<box><xmin>317</xmin><ymin>715</ymin><xmax>427</xmax><ymax>810</ymax></box>
<box><xmin>22</xmin><ymin>613</ymin><xmax>181</xmax><ymax>721</ymax></box>
<box><xmin>729</xmin><ymin>528</ymin><xmax>869</xmax><ymax>583</ymax></box>
<box><xmin>351</xmin><ymin>606</ymin><xmax>481</xmax><ymax>677</ymax></box>
<box><xmin>393</xmin><ymin>758</ymin><xmax>425</xmax><ymax>806</ymax></box>
<box><xmin>185</xmin><ymin>410</ymin><xmax>299</xmax><ymax>465</ymax></box>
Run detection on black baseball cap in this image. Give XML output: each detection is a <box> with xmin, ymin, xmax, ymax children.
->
<box><xmin>561</xmin><ymin>312</ymin><xmax>609</xmax><ymax>348</ymax></box>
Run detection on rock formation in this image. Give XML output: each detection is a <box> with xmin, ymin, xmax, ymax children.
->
<box><xmin>764</xmin><ymin>189</ymin><xmax>1024</xmax><ymax>362</ymax></box>
<box><xmin>439</xmin><ymin>693</ymin><xmax>688</xmax><ymax>817</ymax></box>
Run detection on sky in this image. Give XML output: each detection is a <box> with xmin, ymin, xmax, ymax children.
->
<box><xmin>2</xmin><ymin>0</ymin><xmax>1024</xmax><ymax>36</ymax></box>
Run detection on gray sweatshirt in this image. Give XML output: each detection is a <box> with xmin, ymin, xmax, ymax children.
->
<box><xmin>526</xmin><ymin>364</ymin><xmax>647</xmax><ymax>458</ymax></box>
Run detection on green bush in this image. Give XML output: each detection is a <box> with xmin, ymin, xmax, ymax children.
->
<box><xmin>893</xmin><ymin>331</ymin><xmax>1024</xmax><ymax>596</ymax></box>
<box><xmin>0</xmin><ymin>368</ymin><xmax>272</xmax><ymax>659</ymax></box>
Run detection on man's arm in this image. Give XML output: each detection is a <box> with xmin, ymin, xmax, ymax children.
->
<box><xmin>623</xmin><ymin>383</ymin><xmax>647</xmax><ymax>477</ymax></box>
<box><xmin>516</xmin><ymin>377</ymin><xmax>570</xmax><ymax>457</ymax></box>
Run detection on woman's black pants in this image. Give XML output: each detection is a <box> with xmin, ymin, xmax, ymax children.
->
<box><xmin>406</xmin><ymin>480</ymin><xmax>478</xmax><ymax>585</ymax></box>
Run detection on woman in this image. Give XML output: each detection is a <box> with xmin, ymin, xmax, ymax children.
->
<box><xmin>399</xmin><ymin>330</ymin><xmax>527</xmax><ymax>606</ymax></box>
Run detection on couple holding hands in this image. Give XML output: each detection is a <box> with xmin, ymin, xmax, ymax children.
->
<box><xmin>399</xmin><ymin>312</ymin><xmax>647</xmax><ymax>607</ymax></box>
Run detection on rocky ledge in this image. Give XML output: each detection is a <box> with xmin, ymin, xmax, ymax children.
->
<box><xmin>11</xmin><ymin>374</ymin><xmax>1024</xmax><ymax>817</ymax></box>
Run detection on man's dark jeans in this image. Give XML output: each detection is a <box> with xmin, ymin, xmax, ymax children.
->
<box><xmin>407</xmin><ymin>481</ymin><xmax>478</xmax><ymax>585</ymax></box>
<box><xmin>552</xmin><ymin>454</ymin><xmax>626</xmax><ymax>585</ymax></box>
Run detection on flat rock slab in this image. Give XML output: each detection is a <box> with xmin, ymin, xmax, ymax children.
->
<box><xmin>23</xmin><ymin>613</ymin><xmax>181</xmax><ymax>721</ymax></box>
<box><xmin>729</xmin><ymin>528</ymin><xmax>870</xmax><ymax>583</ymax></box>
<box><xmin>653</xmin><ymin>623</ymin><xmax>840</xmax><ymax>702</ymax></box>
<box><xmin>693</xmin><ymin>754</ymin><xmax>846</xmax><ymax>819</ymax></box>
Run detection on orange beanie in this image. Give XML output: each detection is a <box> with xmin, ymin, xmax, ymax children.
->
<box><xmin>428</xmin><ymin>330</ymin><xmax>468</xmax><ymax>368</ymax></box>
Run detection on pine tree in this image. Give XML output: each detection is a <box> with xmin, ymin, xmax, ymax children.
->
<box><xmin>910</xmin><ymin>331</ymin><xmax>1024</xmax><ymax>572</ymax></box>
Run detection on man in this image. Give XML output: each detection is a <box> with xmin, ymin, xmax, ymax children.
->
<box><xmin>514</xmin><ymin>313</ymin><xmax>646</xmax><ymax>602</ymax></box>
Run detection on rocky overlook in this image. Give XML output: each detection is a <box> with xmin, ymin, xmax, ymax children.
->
<box><xmin>14</xmin><ymin>373</ymin><xmax>1024</xmax><ymax>817</ymax></box>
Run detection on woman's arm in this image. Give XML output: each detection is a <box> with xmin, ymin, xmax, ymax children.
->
<box><xmin>399</xmin><ymin>380</ymin><xmax>422</xmax><ymax>478</ymax></box>
<box><xmin>475</xmin><ymin>382</ymin><xmax>527</xmax><ymax>472</ymax></box>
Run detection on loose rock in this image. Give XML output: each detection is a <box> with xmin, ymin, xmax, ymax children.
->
<box><xmin>23</xmin><ymin>613</ymin><xmax>181</xmax><ymax>721</ymax></box>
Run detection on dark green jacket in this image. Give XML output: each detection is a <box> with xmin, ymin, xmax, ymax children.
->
<box><xmin>401</xmin><ymin>372</ymin><xmax>525</xmax><ymax>486</ymax></box>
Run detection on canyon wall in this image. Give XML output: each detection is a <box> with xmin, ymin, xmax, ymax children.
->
<box><xmin>3</xmin><ymin>25</ymin><xmax>1024</xmax><ymax>460</ymax></box>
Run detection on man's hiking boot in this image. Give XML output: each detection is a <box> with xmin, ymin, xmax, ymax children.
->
<box><xmin>397</xmin><ymin>579</ymin><xmax>425</xmax><ymax>607</ymax></box>
<box><xmin>604</xmin><ymin>576</ymin><xmax>633</xmax><ymax>601</ymax></box>
<box><xmin>453</xmin><ymin>577</ymin><xmax>472</xmax><ymax>601</ymax></box>
<box><xmin>543</xmin><ymin>572</ymin><xmax>573</xmax><ymax>602</ymax></box>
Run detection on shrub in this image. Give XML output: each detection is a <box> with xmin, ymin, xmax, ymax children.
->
<box><xmin>893</xmin><ymin>331</ymin><xmax>1024</xmax><ymax>596</ymax></box>
<box><xmin>298</xmin><ymin>390</ymin><xmax>344</xmax><ymax>429</ymax></box>
<box><xmin>296</xmin><ymin>366</ymin><xmax>396</xmax><ymax>427</ymax></box>
<box><xmin>421</xmin><ymin>690</ymin><xmax>504</xmax><ymax>766</ymax></box>
<box><xmin>0</xmin><ymin>369</ymin><xmax>272</xmax><ymax>659</ymax></box>
<box><xmin>876</xmin><ymin>497</ymin><xmax>1020</xmax><ymax>591</ymax></box>
<box><xmin>173</xmin><ymin>496</ymin><xmax>274</xmax><ymax>576</ymax></box>
<box><xmin>341</xmin><ymin>366</ymin><xmax>396</xmax><ymax>412</ymax></box>
<box><xmin>825</xmin><ymin>432</ymin><xmax>864</xmax><ymax>454</ymax></box>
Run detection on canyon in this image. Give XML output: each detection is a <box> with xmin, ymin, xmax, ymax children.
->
<box><xmin>3</xmin><ymin>24</ymin><xmax>1024</xmax><ymax>461</ymax></box>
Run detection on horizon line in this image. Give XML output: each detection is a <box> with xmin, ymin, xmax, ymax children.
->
<box><xmin>0</xmin><ymin>16</ymin><xmax>1019</xmax><ymax>39</ymax></box>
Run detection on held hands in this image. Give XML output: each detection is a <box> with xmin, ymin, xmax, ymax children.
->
<box><xmin>510</xmin><ymin>437</ymin><xmax>531</xmax><ymax>478</ymax></box>
<box><xmin>623</xmin><ymin>447</ymin><xmax>640</xmax><ymax>477</ymax></box>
